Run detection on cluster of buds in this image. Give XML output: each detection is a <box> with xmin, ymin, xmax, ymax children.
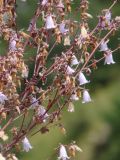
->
<box><xmin>0</xmin><ymin>0</ymin><xmax>119</xmax><ymax>159</ymax></box>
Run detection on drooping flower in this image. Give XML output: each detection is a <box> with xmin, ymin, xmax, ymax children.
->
<box><xmin>105</xmin><ymin>10</ymin><xmax>111</xmax><ymax>21</ymax></box>
<box><xmin>57</xmin><ymin>0</ymin><xmax>64</xmax><ymax>9</ymax></box>
<box><xmin>59</xmin><ymin>22</ymin><xmax>69</xmax><ymax>34</ymax></box>
<box><xmin>100</xmin><ymin>40</ymin><xmax>109</xmax><ymax>51</ymax></box>
<box><xmin>104</xmin><ymin>51</ymin><xmax>115</xmax><ymax>65</ymax></box>
<box><xmin>64</xmin><ymin>35</ymin><xmax>70</xmax><ymax>46</ymax></box>
<box><xmin>41</xmin><ymin>0</ymin><xmax>48</xmax><ymax>6</ymax></box>
<box><xmin>0</xmin><ymin>130</ymin><xmax>8</xmax><ymax>141</ymax></box>
<box><xmin>78</xmin><ymin>72</ymin><xmax>90</xmax><ymax>85</ymax></box>
<box><xmin>66</xmin><ymin>66</ymin><xmax>75</xmax><ymax>75</ymax></box>
<box><xmin>81</xmin><ymin>25</ymin><xmax>88</xmax><ymax>38</ymax></box>
<box><xmin>21</xmin><ymin>65</ymin><xmax>29</xmax><ymax>78</ymax></box>
<box><xmin>22</xmin><ymin>137</ymin><xmax>32</xmax><ymax>152</ymax></box>
<box><xmin>0</xmin><ymin>92</ymin><xmax>8</xmax><ymax>104</ymax></box>
<box><xmin>37</xmin><ymin>105</ymin><xmax>49</xmax><ymax>122</ymax></box>
<box><xmin>45</xmin><ymin>14</ymin><xmax>56</xmax><ymax>29</ymax></box>
<box><xmin>82</xmin><ymin>90</ymin><xmax>91</xmax><ymax>103</ymax></box>
<box><xmin>30</xmin><ymin>96</ymin><xmax>39</xmax><ymax>108</ymax></box>
<box><xmin>58</xmin><ymin>145</ymin><xmax>70</xmax><ymax>160</ymax></box>
<box><xmin>71</xmin><ymin>55</ymin><xmax>79</xmax><ymax>66</ymax></box>
<box><xmin>9</xmin><ymin>39</ymin><xmax>17</xmax><ymax>51</ymax></box>
<box><xmin>68</xmin><ymin>142</ymin><xmax>83</xmax><ymax>157</ymax></box>
<box><xmin>67</xmin><ymin>102</ymin><xmax>75</xmax><ymax>112</ymax></box>
<box><xmin>0</xmin><ymin>154</ymin><xmax>5</xmax><ymax>160</ymax></box>
<box><xmin>70</xmin><ymin>92</ymin><xmax>79</xmax><ymax>101</ymax></box>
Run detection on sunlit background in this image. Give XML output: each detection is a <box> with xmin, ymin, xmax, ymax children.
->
<box><xmin>0</xmin><ymin>0</ymin><xmax>120</xmax><ymax>160</ymax></box>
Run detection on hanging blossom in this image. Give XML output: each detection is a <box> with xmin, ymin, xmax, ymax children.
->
<box><xmin>64</xmin><ymin>35</ymin><xmax>71</xmax><ymax>46</ymax></box>
<box><xmin>82</xmin><ymin>90</ymin><xmax>92</xmax><ymax>103</ymax></box>
<box><xmin>41</xmin><ymin>0</ymin><xmax>48</xmax><ymax>6</ymax></box>
<box><xmin>80</xmin><ymin>24</ymin><xmax>88</xmax><ymax>39</ymax></box>
<box><xmin>70</xmin><ymin>92</ymin><xmax>79</xmax><ymax>101</ymax></box>
<box><xmin>66</xmin><ymin>66</ymin><xmax>75</xmax><ymax>75</ymax></box>
<box><xmin>78</xmin><ymin>72</ymin><xmax>90</xmax><ymax>85</ymax></box>
<box><xmin>9</xmin><ymin>32</ymin><xmax>18</xmax><ymax>51</ymax></box>
<box><xmin>100</xmin><ymin>40</ymin><xmax>109</xmax><ymax>51</ymax></box>
<box><xmin>0</xmin><ymin>153</ymin><xmax>5</xmax><ymax>160</ymax></box>
<box><xmin>71</xmin><ymin>55</ymin><xmax>79</xmax><ymax>66</ymax></box>
<box><xmin>59</xmin><ymin>22</ymin><xmax>69</xmax><ymax>34</ymax></box>
<box><xmin>57</xmin><ymin>0</ymin><xmax>64</xmax><ymax>12</ymax></box>
<box><xmin>58</xmin><ymin>145</ymin><xmax>70</xmax><ymax>160</ymax></box>
<box><xmin>67</xmin><ymin>102</ymin><xmax>75</xmax><ymax>112</ymax></box>
<box><xmin>104</xmin><ymin>50</ymin><xmax>115</xmax><ymax>65</ymax></box>
<box><xmin>0</xmin><ymin>92</ymin><xmax>8</xmax><ymax>104</ymax></box>
<box><xmin>105</xmin><ymin>10</ymin><xmax>111</xmax><ymax>22</ymax></box>
<box><xmin>22</xmin><ymin>137</ymin><xmax>32</xmax><ymax>152</ymax></box>
<box><xmin>30</xmin><ymin>96</ymin><xmax>39</xmax><ymax>108</ymax></box>
<box><xmin>45</xmin><ymin>14</ymin><xmax>56</xmax><ymax>30</ymax></box>
<box><xmin>37</xmin><ymin>105</ymin><xmax>49</xmax><ymax>122</ymax></box>
<box><xmin>68</xmin><ymin>142</ymin><xmax>83</xmax><ymax>157</ymax></box>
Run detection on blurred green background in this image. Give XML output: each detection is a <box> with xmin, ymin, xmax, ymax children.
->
<box><xmin>1</xmin><ymin>0</ymin><xmax>120</xmax><ymax>160</ymax></box>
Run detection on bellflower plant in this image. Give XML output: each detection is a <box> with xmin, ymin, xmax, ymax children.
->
<box><xmin>0</xmin><ymin>0</ymin><xmax>119</xmax><ymax>159</ymax></box>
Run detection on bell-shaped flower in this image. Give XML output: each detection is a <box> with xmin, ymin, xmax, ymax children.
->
<box><xmin>0</xmin><ymin>92</ymin><xmax>8</xmax><ymax>104</ymax></box>
<box><xmin>59</xmin><ymin>22</ymin><xmax>69</xmax><ymax>34</ymax></box>
<box><xmin>66</xmin><ymin>66</ymin><xmax>75</xmax><ymax>75</ymax></box>
<box><xmin>78</xmin><ymin>72</ymin><xmax>90</xmax><ymax>85</ymax></box>
<box><xmin>45</xmin><ymin>14</ymin><xmax>56</xmax><ymax>29</ymax></box>
<box><xmin>22</xmin><ymin>137</ymin><xmax>32</xmax><ymax>152</ymax></box>
<box><xmin>0</xmin><ymin>154</ymin><xmax>5</xmax><ymax>160</ymax></box>
<box><xmin>105</xmin><ymin>10</ymin><xmax>111</xmax><ymax>21</ymax></box>
<box><xmin>58</xmin><ymin>145</ymin><xmax>70</xmax><ymax>160</ymax></box>
<box><xmin>67</xmin><ymin>102</ymin><xmax>75</xmax><ymax>112</ymax></box>
<box><xmin>9</xmin><ymin>40</ymin><xmax>17</xmax><ymax>51</ymax></box>
<box><xmin>41</xmin><ymin>0</ymin><xmax>48</xmax><ymax>6</ymax></box>
<box><xmin>37</xmin><ymin>105</ymin><xmax>49</xmax><ymax>122</ymax></box>
<box><xmin>57</xmin><ymin>0</ymin><xmax>64</xmax><ymax>9</ymax></box>
<box><xmin>104</xmin><ymin>51</ymin><xmax>115</xmax><ymax>65</ymax></box>
<box><xmin>64</xmin><ymin>35</ymin><xmax>70</xmax><ymax>46</ymax></box>
<box><xmin>21</xmin><ymin>66</ymin><xmax>29</xmax><ymax>78</ymax></box>
<box><xmin>100</xmin><ymin>40</ymin><xmax>109</xmax><ymax>52</ymax></box>
<box><xmin>70</xmin><ymin>93</ymin><xmax>79</xmax><ymax>101</ymax></box>
<box><xmin>81</xmin><ymin>25</ymin><xmax>88</xmax><ymax>38</ymax></box>
<box><xmin>30</xmin><ymin>96</ymin><xmax>39</xmax><ymax>108</ymax></box>
<box><xmin>71</xmin><ymin>55</ymin><xmax>79</xmax><ymax>66</ymax></box>
<box><xmin>82</xmin><ymin>90</ymin><xmax>91</xmax><ymax>103</ymax></box>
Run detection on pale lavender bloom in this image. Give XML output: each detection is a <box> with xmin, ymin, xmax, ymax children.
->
<box><xmin>0</xmin><ymin>92</ymin><xmax>8</xmax><ymax>104</ymax></box>
<box><xmin>21</xmin><ymin>66</ymin><xmax>29</xmax><ymax>78</ymax></box>
<box><xmin>105</xmin><ymin>10</ymin><xmax>111</xmax><ymax>21</ymax></box>
<box><xmin>45</xmin><ymin>14</ymin><xmax>56</xmax><ymax>29</ymax></box>
<box><xmin>38</xmin><ymin>105</ymin><xmax>49</xmax><ymax>122</ymax></box>
<box><xmin>58</xmin><ymin>145</ymin><xmax>70</xmax><ymax>160</ymax></box>
<box><xmin>70</xmin><ymin>93</ymin><xmax>79</xmax><ymax>101</ymax></box>
<box><xmin>41</xmin><ymin>0</ymin><xmax>48</xmax><ymax>6</ymax></box>
<box><xmin>82</xmin><ymin>90</ymin><xmax>91</xmax><ymax>103</ymax></box>
<box><xmin>66</xmin><ymin>66</ymin><xmax>75</xmax><ymax>75</ymax></box>
<box><xmin>100</xmin><ymin>40</ymin><xmax>109</xmax><ymax>51</ymax></box>
<box><xmin>104</xmin><ymin>51</ymin><xmax>115</xmax><ymax>65</ymax></box>
<box><xmin>57</xmin><ymin>0</ymin><xmax>64</xmax><ymax>9</ymax></box>
<box><xmin>59</xmin><ymin>22</ymin><xmax>69</xmax><ymax>34</ymax></box>
<box><xmin>67</xmin><ymin>102</ymin><xmax>74</xmax><ymax>112</ymax></box>
<box><xmin>71</xmin><ymin>55</ymin><xmax>79</xmax><ymax>66</ymax></box>
<box><xmin>9</xmin><ymin>40</ymin><xmax>17</xmax><ymax>51</ymax></box>
<box><xmin>30</xmin><ymin>96</ymin><xmax>39</xmax><ymax>108</ymax></box>
<box><xmin>78</xmin><ymin>72</ymin><xmax>90</xmax><ymax>85</ymax></box>
<box><xmin>22</xmin><ymin>137</ymin><xmax>32</xmax><ymax>152</ymax></box>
